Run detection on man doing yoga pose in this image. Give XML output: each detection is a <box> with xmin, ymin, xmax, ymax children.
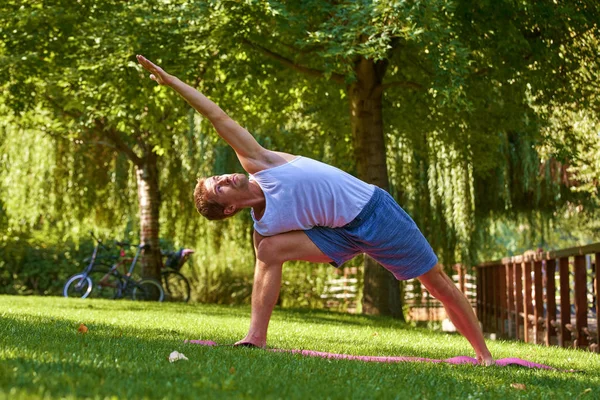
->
<box><xmin>137</xmin><ymin>55</ymin><xmax>493</xmax><ymax>365</ymax></box>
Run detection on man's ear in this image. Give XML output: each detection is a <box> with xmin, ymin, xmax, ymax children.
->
<box><xmin>223</xmin><ymin>205</ymin><xmax>237</xmax><ymax>216</ymax></box>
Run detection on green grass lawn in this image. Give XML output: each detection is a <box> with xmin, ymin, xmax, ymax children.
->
<box><xmin>1</xmin><ymin>296</ymin><xmax>598</xmax><ymax>399</ymax></box>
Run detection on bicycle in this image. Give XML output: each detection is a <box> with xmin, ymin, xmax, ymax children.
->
<box><xmin>98</xmin><ymin>243</ymin><xmax>193</xmax><ymax>302</ymax></box>
<box><xmin>64</xmin><ymin>238</ymin><xmax>165</xmax><ymax>302</ymax></box>
<box><xmin>161</xmin><ymin>248</ymin><xmax>194</xmax><ymax>303</ymax></box>
<box><xmin>63</xmin><ymin>232</ymin><xmax>121</xmax><ymax>299</ymax></box>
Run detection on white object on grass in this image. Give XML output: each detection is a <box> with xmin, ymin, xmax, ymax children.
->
<box><xmin>442</xmin><ymin>318</ymin><xmax>456</xmax><ymax>332</ymax></box>
<box><xmin>169</xmin><ymin>351</ymin><xmax>189</xmax><ymax>363</ymax></box>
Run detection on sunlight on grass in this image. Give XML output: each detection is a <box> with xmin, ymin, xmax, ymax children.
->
<box><xmin>1</xmin><ymin>295</ymin><xmax>599</xmax><ymax>399</ymax></box>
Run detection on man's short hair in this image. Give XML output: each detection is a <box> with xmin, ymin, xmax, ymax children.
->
<box><xmin>193</xmin><ymin>178</ymin><xmax>229</xmax><ymax>220</ymax></box>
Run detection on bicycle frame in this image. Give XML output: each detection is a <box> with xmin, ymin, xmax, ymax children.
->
<box><xmin>106</xmin><ymin>243</ymin><xmax>150</xmax><ymax>293</ymax></box>
<box><xmin>79</xmin><ymin>232</ymin><xmax>112</xmax><ymax>278</ymax></box>
<box><xmin>82</xmin><ymin>243</ymin><xmax>101</xmax><ymax>275</ymax></box>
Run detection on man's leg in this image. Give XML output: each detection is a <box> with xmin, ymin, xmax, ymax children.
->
<box><xmin>236</xmin><ymin>231</ymin><xmax>332</xmax><ymax>347</ymax></box>
<box><xmin>418</xmin><ymin>264</ymin><xmax>494</xmax><ymax>365</ymax></box>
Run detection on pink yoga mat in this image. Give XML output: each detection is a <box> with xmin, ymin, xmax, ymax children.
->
<box><xmin>184</xmin><ymin>340</ymin><xmax>575</xmax><ymax>371</ymax></box>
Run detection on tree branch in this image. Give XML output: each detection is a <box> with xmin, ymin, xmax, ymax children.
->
<box><xmin>44</xmin><ymin>94</ymin><xmax>143</xmax><ymax>166</ymax></box>
<box><xmin>95</xmin><ymin>121</ymin><xmax>143</xmax><ymax>166</ymax></box>
<box><xmin>276</xmin><ymin>40</ymin><xmax>327</xmax><ymax>57</ymax></box>
<box><xmin>243</xmin><ymin>39</ymin><xmax>346</xmax><ymax>84</ymax></box>
<box><xmin>91</xmin><ymin>140</ymin><xmax>118</xmax><ymax>149</ymax></box>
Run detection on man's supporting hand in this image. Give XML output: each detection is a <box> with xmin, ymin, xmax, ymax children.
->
<box><xmin>136</xmin><ymin>55</ymin><xmax>173</xmax><ymax>86</ymax></box>
<box><xmin>477</xmin><ymin>353</ymin><xmax>495</xmax><ymax>366</ymax></box>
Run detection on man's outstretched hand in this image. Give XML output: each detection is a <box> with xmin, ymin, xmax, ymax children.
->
<box><xmin>136</xmin><ymin>55</ymin><xmax>173</xmax><ymax>86</ymax></box>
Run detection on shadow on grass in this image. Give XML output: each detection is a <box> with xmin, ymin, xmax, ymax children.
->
<box><xmin>44</xmin><ymin>298</ymin><xmax>421</xmax><ymax>338</ymax></box>
<box><xmin>50</xmin><ymin>298</ymin><xmax>413</xmax><ymax>328</ymax></box>
<box><xmin>1</xmin><ymin>311</ymin><xmax>431</xmax><ymax>361</ymax></box>
<box><xmin>274</xmin><ymin>306</ymin><xmax>414</xmax><ymax>328</ymax></box>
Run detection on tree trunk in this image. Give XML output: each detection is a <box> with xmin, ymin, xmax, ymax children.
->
<box><xmin>135</xmin><ymin>150</ymin><xmax>162</xmax><ymax>280</ymax></box>
<box><xmin>349</xmin><ymin>57</ymin><xmax>404</xmax><ymax>320</ymax></box>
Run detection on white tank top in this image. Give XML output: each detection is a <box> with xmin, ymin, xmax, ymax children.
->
<box><xmin>250</xmin><ymin>156</ymin><xmax>375</xmax><ymax>236</ymax></box>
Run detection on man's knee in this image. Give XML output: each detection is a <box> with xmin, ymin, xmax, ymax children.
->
<box><xmin>256</xmin><ymin>236</ymin><xmax>286</xmax><ymax>265</ymax></box>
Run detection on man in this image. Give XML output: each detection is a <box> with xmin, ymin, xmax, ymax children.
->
<box><xmin>137</xmin><ymin>55</ymin><xmax>493</xmax><ymax>365</ymax></box>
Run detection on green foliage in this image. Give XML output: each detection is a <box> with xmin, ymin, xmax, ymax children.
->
<box><xmin>0</xmin><ymin>0</ymin><xmax>599</xmax><ymax>305</ymax></box>
<box><xmin>207</xmin><ymin>0</ymin><xmax>600</xmax><ymax>267</ymax></box>
<box><xmin>476</xmin><ymin>204</ymin><xmax>600</xmax><ymax>262</ymax></box>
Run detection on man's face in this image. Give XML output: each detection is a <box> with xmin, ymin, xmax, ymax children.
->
<box><xmin>204</xmin><ymin>173</ymin><xmax>249</xmax><ymax>205</ymax></box>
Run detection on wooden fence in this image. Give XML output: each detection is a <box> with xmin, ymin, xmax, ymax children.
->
<box><xmin>321</xmin><ymin>267</ymin><xmax>359</xmax><ymax>312</ymax></box>
<box><xmin>476</xmin><ymin>243</ymin><xmax>600</xmax><ymax>352</ymax></box>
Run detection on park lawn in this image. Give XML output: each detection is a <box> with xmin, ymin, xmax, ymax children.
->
<box><xmin>1</xmin><ymin>296</ymin><xmax>598</xmax><ymax>400</ymax></box>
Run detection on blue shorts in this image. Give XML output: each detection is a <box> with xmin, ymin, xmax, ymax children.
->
<box><xmin>305</xmin><ymin>187</ymin><xmax>438</xmax><ymax>280</ymax></box>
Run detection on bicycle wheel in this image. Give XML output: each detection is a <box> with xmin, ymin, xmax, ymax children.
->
<box><xmin>63</xmin><ymin>274</ymin><xmax>93</xmax><ymax>298</ymax></box>
<box><xmin>88</xmin><ymin>269</ymin><xmax>122</xmax><ymax>299</ymax></box>
<box><xmin>131</xmin><ymin>278</ymin><xmax>165</xmax><ymax>302</ymax></box>
<box><xmin>162</xmin><ymin>271</ymin><xmax>191</xmax><ymax>303</ymax></box>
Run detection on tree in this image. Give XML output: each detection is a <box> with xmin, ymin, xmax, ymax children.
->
<box><xmin>188</xmin><ymin>0</ymin><xmax>600</xmax><ymax>317</ymax></box>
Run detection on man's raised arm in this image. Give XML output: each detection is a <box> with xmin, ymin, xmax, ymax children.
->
<box><xmin>136</xmin><ymin>55</ymin><xmax>268</xmax><ymax>173</ymax></box>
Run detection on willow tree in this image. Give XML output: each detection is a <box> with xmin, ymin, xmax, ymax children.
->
<box><xmin>188</xmin><ymin>0</ymin><xmax>600</xmax><ymax>317</ymax></box>
<box><xmin>0</xmin><ymin>0</ymin><xmax>208</xmax><ymax>278</ymax></box>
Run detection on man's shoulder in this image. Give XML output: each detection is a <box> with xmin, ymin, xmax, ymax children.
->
<box><xmin>250</xmin><ymin>151</ymin><xmax>298</xmax><ymax>174</ymax></box>
<box><xmin>267</xmin><ymin>151</ymin><xmax>298</xmax><ymax>164</ymax></box>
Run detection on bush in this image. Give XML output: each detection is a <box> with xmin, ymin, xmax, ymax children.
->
<box><xmin>0</xmin><ymin>233</ymin><xmax>94</xmax><ymax>295</ymax></box>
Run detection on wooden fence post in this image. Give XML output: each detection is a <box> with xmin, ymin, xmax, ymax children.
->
<box><xmin>487</xmin><ymin>267</ymin><xmax>493</xmax><ymax>332</ymax></box>
<box><xmin>499</xmin><ymin>264</ymin><xmax>507</xmax><ymax>337</ymax></box>
<box><xmin>457</xmin><ymin>264</ymin><xmax>465</xmax><ymax>294</ymax></box>
<box><xmin>482</xmin><ymin>267</ymin><xmax>488</xmax><ymax>332</ymax></box>
<box><xmin>596</xmin><ymin>253</ymin><xmax>600</xmax><ymax>351</ymax></box>
<box><xmin>514</xmin><ymin>261</ymin><xmax>523</xmax><ymax>341</ymax></box>
<box><xmin>481</xmin><ymin>266</ymin><xmax>487</xmax><ymax>331</ymax></box>
<box><xmin>488</xmin><ymin>266</ymin><xmax>492</xmax><ymax>333</ymax></box>
<box><xmin>534</xmin><ymin>260</ymin><xmax>543</xmax><ymax>344</ymax></box>
<box><xmin>559</xmin><ymin>257</ymin><xmax>571</xmax><ymax>347</ymax></box>
<box><xmin>523</xmin><ymin>261</ymin><xmax>532</xmax><ymax>343</ymax></box>
<box><xmin>506</xmin><ymin>263</ymin><xmax>514</xmax><ymax>339</ymax></box>
<box><xmin>545</xmin><ymin>259</ymin><xmax>557</xmax><ymax>346</ymax></box>
<box><xmin>477</xmin><ymin>266</ymin><xmax>483</xmax><ymax>326</ymax></box>
<box><xmin>493</xmin><ymin>265</ymin><xmax>499</xmax><ymax>333</ymax></box>
<box><xmin>574</xmin><ymin>255</ymin><xmax>588</xmax><ymax>348</ymax></box>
